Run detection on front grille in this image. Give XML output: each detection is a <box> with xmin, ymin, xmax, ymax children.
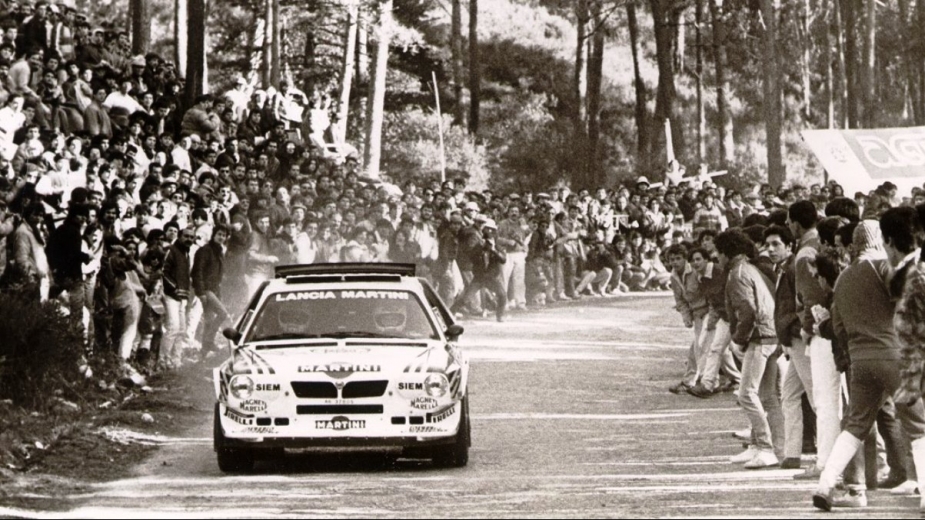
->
<box><xmin>297</xmin><ymin>405</ymin><xmax>384</xmax><ymax>414</ymax></box>
<box><xmin>291</xmin><ymin>382</ymin><xmax>338</xmax><ymax>399</ymax></box>
<box><xmin>342</xmin><ymin>380</ymin><xmax>389</xmax><ymax>398</ymax></box>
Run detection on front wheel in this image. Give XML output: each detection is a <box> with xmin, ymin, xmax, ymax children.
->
<box><xmin>213</xmin><ymin>403</ymin><xmax>255</xmax><ymax>473</ymax></box>
<box><xmin>432</xmin><ymin>396</ymin><xmax>470</xmax><ymax>468</ymax></box>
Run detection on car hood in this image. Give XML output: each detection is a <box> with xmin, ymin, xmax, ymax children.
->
<box><xmin>230</xmin><ymin>340</ymin><xmax>457</xmax><ymax>378</ymax></box>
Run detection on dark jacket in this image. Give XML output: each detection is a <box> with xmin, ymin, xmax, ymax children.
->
<box><xmin>773</xmin><ymin>256</ymin><xmax>802</xmax><ymax>347</ymax></box>
<box><xmin>470</xmin><ymin>238</ymin><xmax>506</xmax><ymax>281</ymax></box>
<box><xmin>46</xmin><ymin>218</ymin><xmax>89</xmax><ymax>285</ymax></box>
<box><xmin>192</xmin><ymin>241</ymin><xmax>224</xmax><ymax>298</ymax></box>
<box><xmin>162</xmin><ymin>242</ymin><xmax>192</xmax><ymax>300</ymax></box>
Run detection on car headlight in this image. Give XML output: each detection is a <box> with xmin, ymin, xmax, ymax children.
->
<box><xmin>424</xmin><ymin>373</ymin><xmax>449</xmax><ymax>398</ymax></box>
<box><xmin>230</xmin><ymin>375</ymin><xmax>254</xmax><ymax>400</ymax></box>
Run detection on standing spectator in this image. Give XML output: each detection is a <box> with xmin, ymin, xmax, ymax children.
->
<box><xmin>813</xmin><ymin>212</ymin><xmax>925</xmax><ymax>511</ymax></box>
<box><xmin>160</xmin><ymin>226</ymin><xmax>194</xmax><ymax>370</ymax></box>
<box><xmin>719</xmin><ymin>228</ymin><xmax>783</xmax><ymax>469</ymax></box>
<box><xmin>192</xmin><ymin>224</ymin><xmax>231</xmax><ymax>357</ymax></box>
<box><xmin>46</xmin><ymin>202</ymin><xmax>90</xmax><ymax>316</ymax></box>
<box><xmin>110</xmin><ymin>237</ymin><xmax>145</xmax><ymax>362</ymax></box>
<box><xmin>181</xmin><ymin>94</ymin><xmax>221</xmax><ymax>142</ymax></box>
<box><xmin>666</xmin><ymin>244</ymin><xmax>709</xmax><ymax>394</ymax></box>
<box><xmin>763</xmin><ymin>223</ymin><xmax>810</xmax><ymax>470</ymax></box>
<box><xmin>686</xmin><ymin>246</ymin><xmax>740</xmax><ymax>397</ymax></box>
<box><xmin>788</xmin><ymin>199</ymin><xmax>840</xmax><ymax>480</ymax></box>
<box><xmin>497</xmin><ymin>204</ymin><xmax>529</xmax><ymax>310</ymax></box>
<box><xmin>451</xmin><ymin>219</ymin><xmax>508</xmax><ymax>322</ymax></box>
<box><xmin>245</xmin><ymin>211</ymin><xmax>278</xmax><ymax>298</ymax></box>
<box><xmin>9</xmin><ymin>202</ymin><xmax>49</xmax><ymax>300</ymax></box>
<box><xmin>526</xmin><ymin>216</ymin><xmax>557</xmax><ymax>305</ymax></box>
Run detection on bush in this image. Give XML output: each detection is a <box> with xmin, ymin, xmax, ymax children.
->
<box><xmin>0</xmin><ymin>293</ymin><xmax>84</xmax><ymax>410</ymax></box>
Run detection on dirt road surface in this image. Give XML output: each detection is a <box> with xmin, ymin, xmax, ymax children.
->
<box><xmin>1</xmin><ymin>294</ymin><xmax>920</xmax><ymax>518</ymax></box>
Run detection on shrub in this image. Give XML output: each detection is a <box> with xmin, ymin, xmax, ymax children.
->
<box><xmin>0</xmin><ymin>292</ymin><xmax>84</xmax><ymax>410</ymax></box>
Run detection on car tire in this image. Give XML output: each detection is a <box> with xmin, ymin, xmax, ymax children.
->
<box><xmin>214</xmin><ymin>403</ymin><xmax>255</xmax><ymax>473</ymax></box>
<box><xmin>432</xmin><ymin>396</ymin><xmax>470</xmax><ymax>468</ymax></box>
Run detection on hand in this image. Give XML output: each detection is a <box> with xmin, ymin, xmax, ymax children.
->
<box><xmin>267</xmin><ymin>255</ymin><xmax>279</xmax><ymax>263</ymax></box>
<box><xmin>683</xmin><ymin>318</ymin><xmax>693</xmax><ymax>329</ymax></box>
<box><xmin>731</xmin><ymin>342</ymin><xmax>745</xmax><ymax>355</ymax></box>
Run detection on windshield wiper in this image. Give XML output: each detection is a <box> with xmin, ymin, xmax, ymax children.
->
<box><xmin>252</xmin><ymin>333</ymin><xmax>308</xmax><ymax>342</ymax></box>
<box><xmin>325</xmin><ymin>331</ymin><xmax>405</xmax><ymax>339</ymax></box>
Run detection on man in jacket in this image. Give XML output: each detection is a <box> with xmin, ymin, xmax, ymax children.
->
<box><xmin>686</xmin><ymin>247</ymin><xmax>740</xmax><ymax>397</ymax></box>
<box><xmin>497</xmin><ymin>204</ymin><xmax>529</xmax><ymax>310</ymax></box>
<box><xmin>789</xmin><ymin>199</ymin><xmax>840</xmax><ymax>480</ymax></box>
<box><xmin>192</xmin><ymin>224</ymin><xmax>231</xmax><ymax>357</ymax></box>
<box><xmin>46</xmin><ymin>203</ymin><xmax>91</xmax><ymax>316</ymax></box>
<box><xmin>719</xmin><ymin>228</ymin><xmax>783</xmax><ymax>469</ymax></box>
<box><xmin>161</xmin><ymin>226</ymin><xmax>195</xmax><ymax>370</ymax></box>
<box><xmin>450</xmin><ymin>219</ymin><xmax>508</xmax><ymax>322</ymax></box>
<box><xmin>666</xmin><ymin>244</ymin><xmax>709</xmax><ymax>394</ymax></box>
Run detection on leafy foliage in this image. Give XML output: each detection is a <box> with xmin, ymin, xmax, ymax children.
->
<box><xmin>0</xmin><ymin>294</ymin><xmax>84</xmax><ymax>410</ymax></box>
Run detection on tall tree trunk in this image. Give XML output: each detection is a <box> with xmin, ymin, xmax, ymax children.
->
<box><xmin>574</xmin><ymin>0</ymin><xmax>590</xmax><ymax>129</ymax></box>
<box><xmin>271</xmin><ymin>0</ymin><xmax>281</xmax><ymax>87</ymax></box>
<box><xmin>860</xmin><ymin>0</ymin><xmax>875</xmax><ymax>127</ymax></box>
<box><xmin>709</xmin><ymin>0</ymin><xmax>734</xmax><ymax>166</ymax></box>
<box><xmin>840</xmin><ymin>0</ymin><xmax>860</xmax><ymax>128</ymax></box>
<box><xmin>363</xmin><ymin>0</ymin><xmax>392</xmax><ymax>179</ymax></box>
<box><xmin>337</xmin><ymin>1</ymin><xmax>359</xmax><ymax>143</ymax></box>
<box><xmin>627</xmin><ymin>1</ymin><xmax>650</xmax><ymax>160</ymax></box>
<box><xmin>451</xmin><ymin>0</ymin><xmax>465</xmax><ymax>125</ymax></box>
<box><xmin>824</xmin><ymin>0</ymin><xmax>835</xmax><ymax>128</ymax></box>
<box><xmin>650</xmin><ymin>0</ymin><xmax>683</xmax><ymax>166</ymax></box>
<box><xmin>917</xmin><ymin>0</ymin><xmax>925</xmax><ymax>123</ymax></box>
<box><xmin>262</xmin><ymin>0</ymin><xmax>272</xmax><ymax>88</ymax></box>
<box><xmin>175</xmin><ymin>0</ymin><xmax>187</xmax><ymax>79</ymax></box>
<box><xmin>672</xmin><ymin>7</ymin><xmax>686</xmax><ymax>74</ymax></box>
<box><xmin>356</xmin><ymin>9</ymin><xmax>369</xmax><ymax>83</ymax></box>
<box><xmin>574</xmin><ymin>0</ymin><xmax>590</xmax><ymax>186</ymax></box>
<box><xmin>131</xmin><ymin>0</ymin><xmax>150</xmax><ymax>54</ymax></box>
<box><xmin>694</xmin><ymin>0</ymin><xmax>705</xmax><ymax>165</ymax></box>
<box><xmin>801</xmin><ymin>0</ymin><xmax>811</xmax><ymax>119</ymax></box>
<box><xmin>897</xmin><ymin>0</ymin><xmax>920</xmax><ymax>123</ymax></box>
<box><xmin>587</xmin><ymin>0</ymin><xmax>605</xmax><ymax>185</ymax></box>
<box><xmin>468</xmin><ymin>0</ymin><xmax>480</xmax><ymax>135</ymax></box>
<box><xmin>760</xmin><ymin>0</ymin><xmax>784</xmax><ymax>188</ymax></box>
<box><xmin>834</xmin><ymin>0</ymin><xmax>848</xmax><ymax>127</ymax></box>
<box><xmin>185</xmin><ymin>0</ymin><xmax>207</xmax><ymax>106</ymax></box>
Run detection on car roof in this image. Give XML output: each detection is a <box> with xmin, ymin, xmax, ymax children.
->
<box><xmin>265</xmin><ymin>263</ymin><xmax>425</xmax><ymax>294</ymax></box>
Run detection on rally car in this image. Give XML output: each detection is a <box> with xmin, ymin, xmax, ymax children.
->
<box><xmin>213</xmin><ymin>263</ymin><xmax>470</xmax><ymax>472</ymax></box>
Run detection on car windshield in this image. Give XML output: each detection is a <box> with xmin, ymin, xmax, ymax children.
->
<box><xmin>246</xmin><ymin>289</ymin><xmax>439</xmax><ymax>342</ymax></box>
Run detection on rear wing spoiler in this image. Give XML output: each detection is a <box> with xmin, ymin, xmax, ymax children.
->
<box><xmin>274</xmin><ymin>263</ymin><xmax>417</xmax><ymax>279</ymax></box>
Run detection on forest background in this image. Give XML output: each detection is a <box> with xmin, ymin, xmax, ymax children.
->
<box><xmin>89</xmin><ymin>0</ymin><xmax>919</xmax><ymax>193</ymax></box>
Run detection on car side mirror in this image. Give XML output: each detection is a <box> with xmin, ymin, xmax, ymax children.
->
<box><xmin>223</xmin><ymin>327</ymin><xmax>242</xmax><ymax>343</ymax></box>
<box><xmin>446</xmin><ymin>324</ymin><xmax>464</xmax><ymax>341</ymax></box>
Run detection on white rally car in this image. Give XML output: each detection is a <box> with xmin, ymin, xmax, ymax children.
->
<box><xmin>213</xmin><ymin>263</ymin><xmax>470</xmax><ymax>472</ymax></box>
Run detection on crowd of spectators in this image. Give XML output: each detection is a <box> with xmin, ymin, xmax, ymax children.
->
<box><xmin>8</xmin><ymin>3</ymin><xmax>925</xmax><ymax>513</ymax></box>
<box><xmin>663</xmin><ymin>173</ymin><xmax>925</xmax><ymax>513</ymax></box>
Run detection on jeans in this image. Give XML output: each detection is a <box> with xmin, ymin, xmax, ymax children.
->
<box><xmin>681</xmin><ymin>314</ymin><xmax>706</xmax><ymax>386</ymax></box>
<box><xmin>114</xmin><ymin>296</ymin><xmax>141</xmax><ymax>360</ymax></box>
<box><xmin>186</xmin><ymin>295</ymin><xmax>204</xmax><ymax>349</ymax></box>
<box><xmin>451</xmin><ymin>275</ymin><xmax>506</xmax><ymax>321</ymax></box>
<box><xmin>163</xmin><ymin>296</ymin><xmax>189</xmax><ymax>369</ymax></box>
<box><xmin>201</xmin><ymin>296</ymin><xmax>226</xmax><ymax>352</ymax></box>
<box><xmin>698</xmin><ymin>319</ymin><xmax>740</xmax><ymax>391</ymax></box>
<box><xmin>561</xmin><ymin>255</ymin><xmax>577</xmax><ymax>298</ymax></box>
<box><xmin>738</xmin><ymin>341</ymin><xmax>785</xmax><ymax>454</ymax></box>
<box><xmin>844</xmin><ymin>360</ymin><xmax>925</xmax><ymax>442</ymax></box>
<box><xmin>809</xmin><ymin>335</ymin><xmax>843</xmax><ymax>469</ymax></box>
<box><xmin>576</xmin><ymin>267</ymin><xmax>613</xmax><ymax>295</ymax></box>
<box><xmin>501</xmin><ymin>251</ymin><xmax>526</xmax><ymax>307</ymax></box>
<box><xmin>781</xmin><ymin>337</ymin><xmax>814</xmax><ymax>459</ymax></box>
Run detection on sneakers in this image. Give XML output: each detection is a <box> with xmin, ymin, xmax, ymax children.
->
<box><xmin>686</xmin><ymin>383</ymin><xmax>715</xmax><ymax>398</ymax></box>
<box><xmin>794</xmin><ymin>465</ymin><xmax>823</xmax><ymax>480</ymax></box>
<box><xmin>890</xmin><ymin>480</ymin><xmax>920</xmax><ymax>496</ymax></box>
<box><xmin>718</xmin><ymin>380</ymin><xmax>739</xmax><ymax>393</ymax></box>
<box><xmin>732</xmin><ymin>428</ymin><xmax>751</xmax><ymax>441</ymax></box>
<box><xmin>832</xmin><ymin>489</ymin><xmax>867</xmax><ymax>508</ymax></box>
<box><xmin>779</xmin><ymin>457</ymin><xmax>802</xmax><ymax>470</ymax></box>
<box><xmin>730</xmin><ymin>446</ymin><xmax>760</xmax><ymax>463</ymax></box>
<box><xmin>668</xmin><ymin>381</ymin><xmax>692</xmax><ymax>394</ymax></box>
<box><xmin>743</xmin><ymin>449</ymin><xmax>779</xmax><ymax>469</ymax></box>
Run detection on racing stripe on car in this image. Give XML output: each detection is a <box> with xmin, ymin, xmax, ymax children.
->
<box><xmin>245</xmin><ymin>351</ymin><xmax>263</xmax><ymax>374</ymax></box>
<box><xmin>448</xmin><ymin>370</ymin><xmax>461</xmax><ymax>398</ymax></box>
<box><xmin>250</xmin><ymin>352</ymin><xmax>277</xmax><ymax>375</ymax></box>
<box><xmin>403</xmin><ymin>351</ymin><xmax>428</xmax><ymax>373</ymax></box>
